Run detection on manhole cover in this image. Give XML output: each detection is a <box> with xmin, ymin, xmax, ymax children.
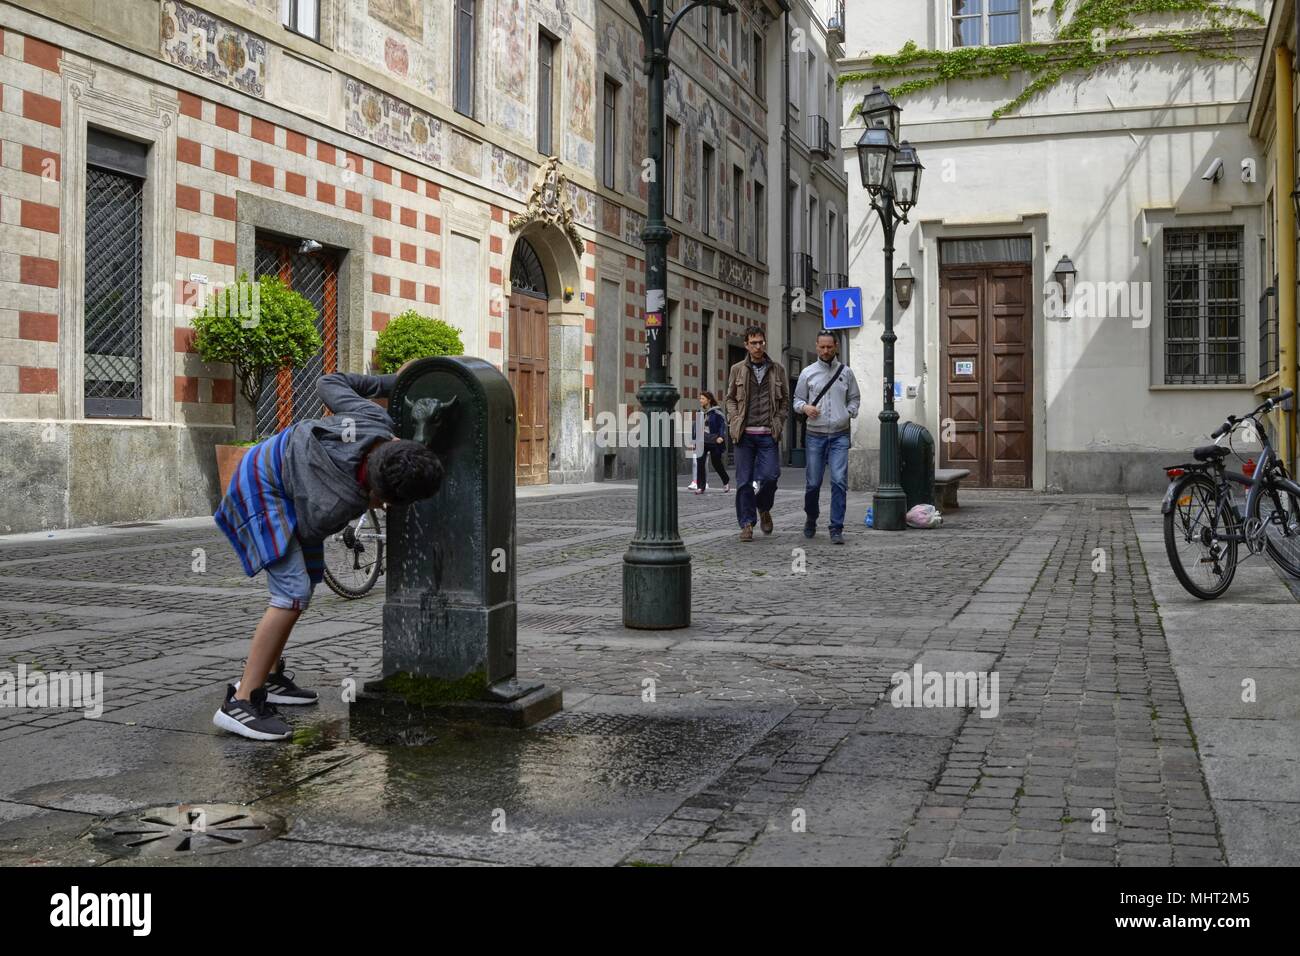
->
<box><xmin>91</xmin><ymin>803</ymin><xmax>285</xmax><ymax>858</ymax></box>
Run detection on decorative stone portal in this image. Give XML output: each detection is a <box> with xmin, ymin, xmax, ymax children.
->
<box><xmin>507</xmin><ymin>158</ymin><xmax>590</xmax><ymax>485</ymax></box>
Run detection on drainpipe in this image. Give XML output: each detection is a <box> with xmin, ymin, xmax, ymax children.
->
<box><xmin>1276</xmin><ymin>45</ymin><xmax>1296</xmax><ymax>470</ymax></box>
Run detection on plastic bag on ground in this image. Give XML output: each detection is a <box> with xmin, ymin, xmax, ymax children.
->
<box><xmin>906</xmin><ymin>504</ymin><xmax>942</xmax><ymax>528</ymax></box>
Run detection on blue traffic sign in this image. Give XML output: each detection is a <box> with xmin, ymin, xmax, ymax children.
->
<box><xmin>822</xmin><ymin>287</ymin><xmax>863</xmax><ymax>329</ymax></box>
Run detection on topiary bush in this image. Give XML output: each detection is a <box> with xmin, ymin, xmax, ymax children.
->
<box><xmin>373</xmin><ymin>310</ymin><xmax>465</xmax><ymax>373</ymax></box>
<box><xmin>191</xmin><ymin>272</ymin><xmax>322</xmax><ymax>440</ymax></box>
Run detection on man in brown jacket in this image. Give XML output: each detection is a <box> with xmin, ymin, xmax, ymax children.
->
<box><xmin>724</xmin><ymin>325</ymin><xmax>790</xmax><ymax>541</ymax></box>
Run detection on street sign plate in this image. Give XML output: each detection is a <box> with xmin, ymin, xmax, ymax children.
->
<box><xmin>822</xmin><ymin>287</ymin><xmax>863</xmax><ymax>329</ymax></box>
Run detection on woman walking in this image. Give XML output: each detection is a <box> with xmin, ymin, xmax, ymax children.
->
<box><xmin>691</xmin><ymin>390</ymin><xmax>731</xmax><ymax>494</ymax></box>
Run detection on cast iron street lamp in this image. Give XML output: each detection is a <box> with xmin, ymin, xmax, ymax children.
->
<box><xmin>623</xmin><ymin>0</ymin><xmax>735</xmax><ymax>628</ymax></box>
<box><xmin>856</xmin><ymin>85</ymin><xmax>923</xmax><ymax>532</ymax></box>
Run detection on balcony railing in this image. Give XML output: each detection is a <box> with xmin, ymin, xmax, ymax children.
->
<box><xmin>822</xmin><ymin>272</ymin><xmax>849</xmax><ymax>292</ymax></box>
<box><xmin>791</xmin><ymin>252</ymin><xmax>818</xmax><ymax>296</ymax></box>
<box><xmin>809</xmin><ymin>114</ymin><xmax>832</xmax><ymax>161</ymax></box>
<box><xmin>827</xmin><ymin>0</ymin><xmax>845</xmax><ymax>43</ymax></box>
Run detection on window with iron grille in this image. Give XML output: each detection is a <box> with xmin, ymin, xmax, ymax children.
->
<box><xmin>84</xmin><ymin>129</ymin><xmax>147</xmax><ymax>418</ymax></box>
<box><xmin>1164</xmin><ymin>227</ymin><xmax>1245</xmax><ymax>385</ymax></box>
<box><xmin>1260</xmin><ymin>279</ymin><xmax>1278</xmax><ymax>380</ymax></box>
<box><xmin>254</xmin><ymin>235</ymin><xmax>340</xmax><ymax>438</ymax></box>
<box><xmin>455</xmin><ymin>0</ymin><xmax>476</xmax><ymax>118</ymax></box>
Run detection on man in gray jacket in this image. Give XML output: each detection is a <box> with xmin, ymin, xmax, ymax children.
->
<box><xmin>794</xmin><ymin>331</ymin><xmax>860</xmax><ymax>544</ymax></box>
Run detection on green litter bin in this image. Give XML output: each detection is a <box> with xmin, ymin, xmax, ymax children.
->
<box><xmin>899</xmin><ymin>421</ymin><xmax>935</xmax><ymax>509</ymax></box>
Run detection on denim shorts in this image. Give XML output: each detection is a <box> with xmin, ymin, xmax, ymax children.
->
<box><xmin>264</xmin><ymin>535</ymin><xmax>317</xmax><ymax>611</ymax></box>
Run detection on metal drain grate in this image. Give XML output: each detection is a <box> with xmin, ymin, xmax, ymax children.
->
<box><xmin>111</xmin><ymin>522</ymin><xmax>161</xmax><ymax>528</ymax></box>
<box><xmin>91</xmin><ymin>803</ymin><xmax>285</xmax><ymax>858</ymax></box>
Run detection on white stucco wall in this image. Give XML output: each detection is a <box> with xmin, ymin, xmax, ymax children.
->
<box><xmin>838</xmin><ymin>0</ymin><xmax>1273</xmax><ymax>491</ymax></box>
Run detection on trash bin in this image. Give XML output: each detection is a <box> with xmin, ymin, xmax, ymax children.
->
<box><xmin>899</xmin><ymin>421</ymin><xmax>935</xmax><ymax>509</ymax></box>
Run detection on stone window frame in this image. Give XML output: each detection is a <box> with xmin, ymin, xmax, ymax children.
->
<box><xmin>58</xmin><ymin>58</ymin><xmax>178</xmax><ymax>423</ymax></box>
<box><xmin>1145</xmin><ymin>207</ymin><xmax>1263</xmax><ymax>391</ymax></box>
<box><xmin>232</xmin><ymin>191</ymin><xmax>366</xmax><ymax>436</ymax></box>
<box><xmin>935</xmin><ymin>0</ymin><xmax>1029</xmax><ymax>51</ymax></box>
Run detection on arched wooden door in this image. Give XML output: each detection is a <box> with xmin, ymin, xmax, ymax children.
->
<box><xmin>508</xmin><ymin>238</ymin><xmax>550</xmax><ymax>485</ymax></box>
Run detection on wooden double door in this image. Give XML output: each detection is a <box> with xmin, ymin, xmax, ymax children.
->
<box><xmin>508</xmin><ymin>291</ymin><xmax>549</xmax><ymax>485</ymax></box>
<box><xmin>939</xmin><ymin>262</ymin><xmax>1033</xmax><ymax>488</ymax></box>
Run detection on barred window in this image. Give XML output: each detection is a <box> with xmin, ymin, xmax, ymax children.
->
<box><xmin>84</xmin><ymin>129</ymin><xmax>147</xmax><ymax>418</ymax></box>
<box><xmin>1164</xmin><ymin>227</ymin><xmax>1245</xmax><ymax>385</ymax></box>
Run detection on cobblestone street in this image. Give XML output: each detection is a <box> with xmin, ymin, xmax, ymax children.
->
<box><xmin>1</xmin><ymin>479</ymin><xmax>1296</xmax><ymax>866</ymax></box>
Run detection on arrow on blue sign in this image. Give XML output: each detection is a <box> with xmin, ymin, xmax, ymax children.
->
<box><xmin>822</xmin><ymin>287</ymin><xmax>863</xmax><ymax>330</ymax></box>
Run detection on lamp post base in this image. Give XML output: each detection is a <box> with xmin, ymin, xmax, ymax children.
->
<box><xmin>872</xmin><ymin>487</ymin><xmax>909</xmax><ymax>531</ymax></box>
<box><xmin>623</xmin><ymin>556</ymin><xmax>691</xmax><ymax>629</ymax></box>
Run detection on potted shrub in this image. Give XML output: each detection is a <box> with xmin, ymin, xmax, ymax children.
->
<box><xmin>372</xmin><ymin>310</ymin><xmax>465</xmax><ymax>409</ymax></box>
<box><xmin>191</xmin><ymin>272</ymin><xmax>323</xmax><ymax>491</ymax></box>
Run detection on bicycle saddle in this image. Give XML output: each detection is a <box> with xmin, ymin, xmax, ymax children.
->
<box><xmin>1193</xmin><ymin>445</ymin><xmax>1229</xmax><ymax>461</ymax></box>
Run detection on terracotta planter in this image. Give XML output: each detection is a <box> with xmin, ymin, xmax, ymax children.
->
<box><xmin>215</xmin><ymin>443</ymin><xmax>252</xmax><ymax>494</ymax></box>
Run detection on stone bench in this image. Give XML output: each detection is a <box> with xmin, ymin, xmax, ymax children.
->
<box><xmin>934</xmin><ymin>468</ymin><xmax>971</xmax><ymax>509</ymax></box>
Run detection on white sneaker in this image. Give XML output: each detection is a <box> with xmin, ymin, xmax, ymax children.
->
<box><xmin>687</xmin><ymin>481</ymin><xmax>699</xmax><ymax>491</ymax></box>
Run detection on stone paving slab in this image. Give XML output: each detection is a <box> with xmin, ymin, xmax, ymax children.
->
<box><xmin>0</xmin><ymin>484</ymin><xmax>1289</xmax><ymax>865</ymax></box>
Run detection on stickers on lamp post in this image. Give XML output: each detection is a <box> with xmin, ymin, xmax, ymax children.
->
<box><xmin>646</xmin><ymin>289</ymin><xmax>665</xmax><ymax>317</ymax></box>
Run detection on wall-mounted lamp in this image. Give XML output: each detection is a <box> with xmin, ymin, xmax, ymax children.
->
<box><xmin>563</xmin><ymin>285</ymin><xmax>575</xmax><ymax>303</ymax></box>
<box><xmin>1052</xmin><ymin>254</ymin><xmax>1077</xmax><ymax>298</ymax></box>
<box><xmin>893</xmin><ymin>262</ymin><xmax>915</xmax><ymax>311</ymax></box>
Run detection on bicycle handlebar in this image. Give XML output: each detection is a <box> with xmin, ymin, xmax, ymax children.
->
<box><xmin>1211</xmin><ymin>389</ymin><xmax>1294</xmax><ymax>441</ymax></box>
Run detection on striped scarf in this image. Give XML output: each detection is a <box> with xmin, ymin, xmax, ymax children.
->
<box><xmin>213</xmin><ymin>426</ymin><xmax>324</xmax><ymax>583</ymax></box>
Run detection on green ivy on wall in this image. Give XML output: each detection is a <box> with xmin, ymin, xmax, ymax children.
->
<box><xmin>839</xmin><ymin>0</ymin><xmax>1266</xmax><ymax>121</ymax></box>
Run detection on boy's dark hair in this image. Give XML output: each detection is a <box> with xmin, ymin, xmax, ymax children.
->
<box><xmin>744</xmin><ymin>325</ymin><xmax>765</xmax><ymax>342</ymax></box>
<box><xmin>368</xmin><ymin>439</ymin><xmax>443</xmax><ymax>506</ymax></box>
<box><xmin>700</xmin><ymin>390</ymin><xmax>717</xmax><ymax>406</ymax></box>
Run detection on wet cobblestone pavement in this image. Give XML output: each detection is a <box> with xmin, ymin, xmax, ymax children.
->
<box><xmin>0</xmin><ymin>480</ymin><xmax>1294</xmax><ymax>866</ymax></box>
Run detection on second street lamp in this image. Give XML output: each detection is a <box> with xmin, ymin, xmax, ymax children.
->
<box><xmin>855</xmin><ymin>86</ymin><xmax>923</xmax><ymax>532</ymax></box>
<box><xmin>622</xmin><ymin>0</ymin><xmax>735</xmax><ymax>629</ymax></box>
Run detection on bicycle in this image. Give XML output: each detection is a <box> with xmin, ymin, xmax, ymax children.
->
<box><xmin>1162</xmin><ymin>388</ymin><xmax>1299</xmax><ymax>600</ymax></box>
<box><xmin>321</xmin><ymin>507</ymin><xmax>386</xmax><ymax>599</ymax></box>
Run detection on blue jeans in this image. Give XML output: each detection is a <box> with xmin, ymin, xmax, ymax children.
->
<box><xmin>734</xmin><ymin>433</ymin><xmax>780</xmax><ymax>528</ymax></box>
<box><xmin>805</xmin><ymin>430</ymin><xmax>850</xmax><ymax>531</ymax></box>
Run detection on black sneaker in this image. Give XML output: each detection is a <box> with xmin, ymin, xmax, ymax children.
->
<box><xmin>830</xmin><ymin>528</ymin><xmax>845</xmax><ymax>545</ymax></box>
<box><xmin>213</xmin><ymin>685</ymin><xmax>292</xmax><ymax>741</ymax></box>
<box><xmin>234</xmin><ymin>658</ymin><xmax>318</xmax><ymax>705</ymax></box>
<box><xmin>803</xmin><ymin>520</ymin><xmax>816</xmax><ymax>539</ymax></box>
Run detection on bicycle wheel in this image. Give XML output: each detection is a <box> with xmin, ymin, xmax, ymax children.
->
<box><xmin>1163</xmin><ymin>473</ymin><xmax>1238</xmax><ymax>600</ymax></box>
<box><xmin>1251</xmin><ymin>483</ymin><xmax>1300</xmax><ymax>578</ymax></box>
<box><xmin>322</xmin><ymin>509</ymin><xmax>385</xmax><ymax>599</ymax></box>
